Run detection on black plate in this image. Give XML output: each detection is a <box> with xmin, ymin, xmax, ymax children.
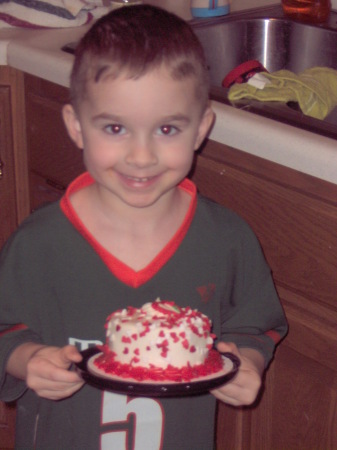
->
<box><xmin>76</xmin><ymin>347</ymin><xmax>240</xmax><ymax>397</ymax></box>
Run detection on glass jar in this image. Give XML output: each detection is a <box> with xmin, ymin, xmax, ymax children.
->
<box><xmin>281</xmin><ymin>0</ymin><xmax>331</xmax><ymax>23</ymax></box>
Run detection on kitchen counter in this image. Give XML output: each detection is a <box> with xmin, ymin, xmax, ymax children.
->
<box><xmin>0</xmin><ymin>27</ymin><xmax>30</xmax><ymax>65</ymax></box>
<box><xmin>1</xmin><ymin>1</ymin><xmax>337</xmax><ymax>184</ymax></box>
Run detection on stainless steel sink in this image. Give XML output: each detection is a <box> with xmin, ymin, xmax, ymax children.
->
<box><xmin>191</xmin><ymin>5</ymin><xmax>337</xmax><ymax>139</ymax></box>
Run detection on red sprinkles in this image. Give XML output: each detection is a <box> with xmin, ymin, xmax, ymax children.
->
<box><xmin>94</xmin><ymin>346</ymin><xmax>223</xmax><ymax>382</ymax></box>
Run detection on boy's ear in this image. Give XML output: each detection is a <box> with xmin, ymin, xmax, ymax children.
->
<box><xmin>62</xmin><ymin>104</ymin><xmax>84</xmax><ymax>149</ymax></box>
<box><xmin>194</xmin><ymin>106</ymin><xmax>214</xmax><ymax>150</ymax></box>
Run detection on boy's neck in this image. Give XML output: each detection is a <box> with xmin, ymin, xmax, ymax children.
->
<box><xmin>90</xmin><ymin>182</ymin><xmax>186</xmax><ymax>232</ymax></box>
<box><xmin>69</xmin><ymin>181</ymin><xmax>193</xmax><ymax>271</ymax></box>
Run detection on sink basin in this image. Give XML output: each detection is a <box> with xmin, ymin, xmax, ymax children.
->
<box><xmin>192</xmin><ymin>7</ymin><xmax>337</xmax><ymax>83</ymax></box>
<box><xmin>191</xmin><ymin>5</ymin><xmax>337</xmax><ymax>139</ymax></box>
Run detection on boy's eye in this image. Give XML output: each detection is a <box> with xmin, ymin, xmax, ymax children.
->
<box><xmin>158</xmin><ymin>125</ymin><xmax>179</xmax><ymax>136</ymax></box>
<box><xmin>104</xmin><ymin>124</ymin><xmax>125</xmax><ymax>135</ymax></box>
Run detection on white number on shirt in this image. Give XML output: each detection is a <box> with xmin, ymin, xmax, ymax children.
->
<box><xmin>101</xmin><ymin>391</ymin><xmax>164</xmax><ymax>450</ymax></box>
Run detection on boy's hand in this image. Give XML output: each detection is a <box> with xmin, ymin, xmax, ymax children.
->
<box><xmin>6</xmin><ymin>342</ymin><xmax>84</xmax><ymax>401</ymax></box>
<box><xmin>25</xmin><ymin>345</ymin><xmax>84</xmax><ymax>400</ymax></box>
<box><xmin>210</xmin><ymin>342</ymin><xmax>264</xmax><ymax>406</ymax></box>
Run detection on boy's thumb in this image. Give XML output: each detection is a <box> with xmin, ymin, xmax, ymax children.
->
<box><xmin>60</xmin><ymin>345</ymin><xmax>83</xmax><ymax>366</ymax></box>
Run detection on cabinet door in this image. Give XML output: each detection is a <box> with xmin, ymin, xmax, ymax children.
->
<box><xmin>0</xmin><ymin>86</ymin><xmax>17</xmax><ymax>449</ymax></box>
<box><xmin>0</xmin><ymin>86</ymin><xmax>17</xmax><ymax>248</ymax></box>
<box><xmin>25</xmin><ymin>74</ymin><xmax>85</xmax><ymax>210</ymax></box>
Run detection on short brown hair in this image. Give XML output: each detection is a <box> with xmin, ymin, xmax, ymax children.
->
<box><xmin>70</xmin><ymin>5</ymin><xmax>210</xmax><ymax>111</ymax></box>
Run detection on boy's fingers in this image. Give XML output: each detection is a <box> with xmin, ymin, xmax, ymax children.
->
<box><xmin>27</xmin><ymin>369</ymin><xmax>84</xmax><ymax>400</ymax></box>
<box><xmin>216</xmin><ymin>341</ymin><xmax>239</xmax><ymax>356</ymax></box>
<box><xmin>50</xmin><ymin>366</ymin><xmax>83</xmax><ymax>384</ymax></box>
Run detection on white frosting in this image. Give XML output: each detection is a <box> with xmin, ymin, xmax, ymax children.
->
<box><xmin>106</xmin><ymin>300</ymin><xmax>214</xmax><ymax>369</ymax></box>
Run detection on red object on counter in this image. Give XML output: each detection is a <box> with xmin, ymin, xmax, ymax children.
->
<box><xmin>222</xmin><ymin>60</ymin><xmax>268</xmax><ymax>88</ymax></box>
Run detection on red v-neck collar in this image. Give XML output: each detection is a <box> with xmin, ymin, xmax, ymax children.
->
<box><xmin>60</xmin><ymin>172</ymin><xmax>197</xmax><ymax>288</ymax></box>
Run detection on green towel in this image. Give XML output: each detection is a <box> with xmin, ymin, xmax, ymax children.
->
<box><xmin>228</xmin><ymin>67</ymin><xmax>337</xmax><ymax>120</ymax></box>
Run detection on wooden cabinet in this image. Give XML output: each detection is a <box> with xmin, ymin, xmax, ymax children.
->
<box><xmin>24</xmin><ymin>74</ymin><xmax>84</xmax><ymax>211</ymax></box>
<box><xmin>0</xmin><ymin>66</ymin><xmax>28</xmax><ymax>450</ymax></box>
<box><xmin>1</xmin><ymin>70</ymin><xmax>337</xmax><ymax>448</ymax></box>
<box><xmin>0</xmin><ymin>72</ymin><xmax>16</xmax><ymax>248</ymax></box>
<box><xmin>191</xmin><ymin>141</ymin><xmax>337</xmax><ymax>449</ymax></box>
<box><xmin>0</xmin><ymin>402</ymin><xmax>16</xmax><ymax>450</ymax></box>
<box><xmin>0</xmin><ymin>67</ymin><xmax>29</xmax><ymax>245</ymax></box>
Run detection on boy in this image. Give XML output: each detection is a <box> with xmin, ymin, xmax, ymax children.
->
<box><xmin>0</xmin><ymin>5</ymin><xmax>287</xmax><ymax>449</ymax></box>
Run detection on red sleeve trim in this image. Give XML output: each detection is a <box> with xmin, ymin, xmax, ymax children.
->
<box><xmin>60</xmin><ymin>173</ymin><xmax>197</xmax><ymax>288</ymax></box>
<box><xmin>264</xmin><ymin>329</ymin><xmax>282</xmax><ymax>344</ymax></box>
<box><xmin>0</xmin><ymin>323</ymin><xmax>28</xmax><ymax>337</ymax></box>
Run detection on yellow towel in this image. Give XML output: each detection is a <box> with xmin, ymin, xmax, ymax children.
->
<box><xmin>228</xmin><ymin>67</ymin><xmax>337</xmax><ymax>120</ymax></box>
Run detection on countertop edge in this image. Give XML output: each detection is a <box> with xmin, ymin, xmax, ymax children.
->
<box><xmin>210</xmin><ymin>102</ymin><xmax>337</xmax><ymax>185</ymax></box>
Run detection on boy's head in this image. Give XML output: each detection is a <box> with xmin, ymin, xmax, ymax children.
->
<box><xmin>70</xmin><ymin>4</ymin><xmax>210</xmax><ymax>112</ymax></box>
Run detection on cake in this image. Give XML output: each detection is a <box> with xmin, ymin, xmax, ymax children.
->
<box><xmin>94</xmin><ymin>299</ymin><xmax>223</xmax><ymax>382</ymax></box>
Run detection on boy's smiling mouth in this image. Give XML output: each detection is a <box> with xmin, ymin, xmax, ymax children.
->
<box><xmin>125</xmin><ymin>175</ymin><xmax>153</xmax><ymax>183</ymax></box>
<box><xmin>119</xmin><ymin>172</ymin><xmax>160</xmax><ymax>186</ymax></box>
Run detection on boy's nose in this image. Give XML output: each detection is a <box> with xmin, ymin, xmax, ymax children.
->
<box><xmin>126</xmin><ymin>137</ymin><xmax>158</xmax><ymax>168</ymax></box>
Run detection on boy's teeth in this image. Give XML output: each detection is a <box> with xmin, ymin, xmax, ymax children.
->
<box><xmin>127</xmin><ymin>176</ymin><xmax>149</xmax><ymax>182</ymax></box>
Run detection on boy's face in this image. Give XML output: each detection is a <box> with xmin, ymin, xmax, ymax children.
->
<box><xmin>64</xmin><ymin>66</ymin><xmax>213</xmax><ymax>211</ymax></box>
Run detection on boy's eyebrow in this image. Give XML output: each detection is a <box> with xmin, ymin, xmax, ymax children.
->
<box><xmin>161</xmin><ymin>114</ymin><xmax>191</xmax><ymax>124</ymax></box>
<box><xmin>91</xmin><ymin>113</ymin><xmax>123</xmax><ymax>122</ymax></box>
<box><xmin>91</xmin><ymin>113</ymin><xmax>192</xmax><ymax>124</ymax></box>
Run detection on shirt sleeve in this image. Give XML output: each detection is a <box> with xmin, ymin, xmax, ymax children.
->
<box><xmin>0</xmin><ymin>228</ymin><xmax>43</xmax><ymax>401</ymax></box>
<box><xmin>0</xmin><ymin>328</ymin><xmax>42</xmax><ymax>402</ymax></box>
<box><xmin>219</xmin><ymin>218</ymin><xmax>288</xmax><ymax>367</ymax></box>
